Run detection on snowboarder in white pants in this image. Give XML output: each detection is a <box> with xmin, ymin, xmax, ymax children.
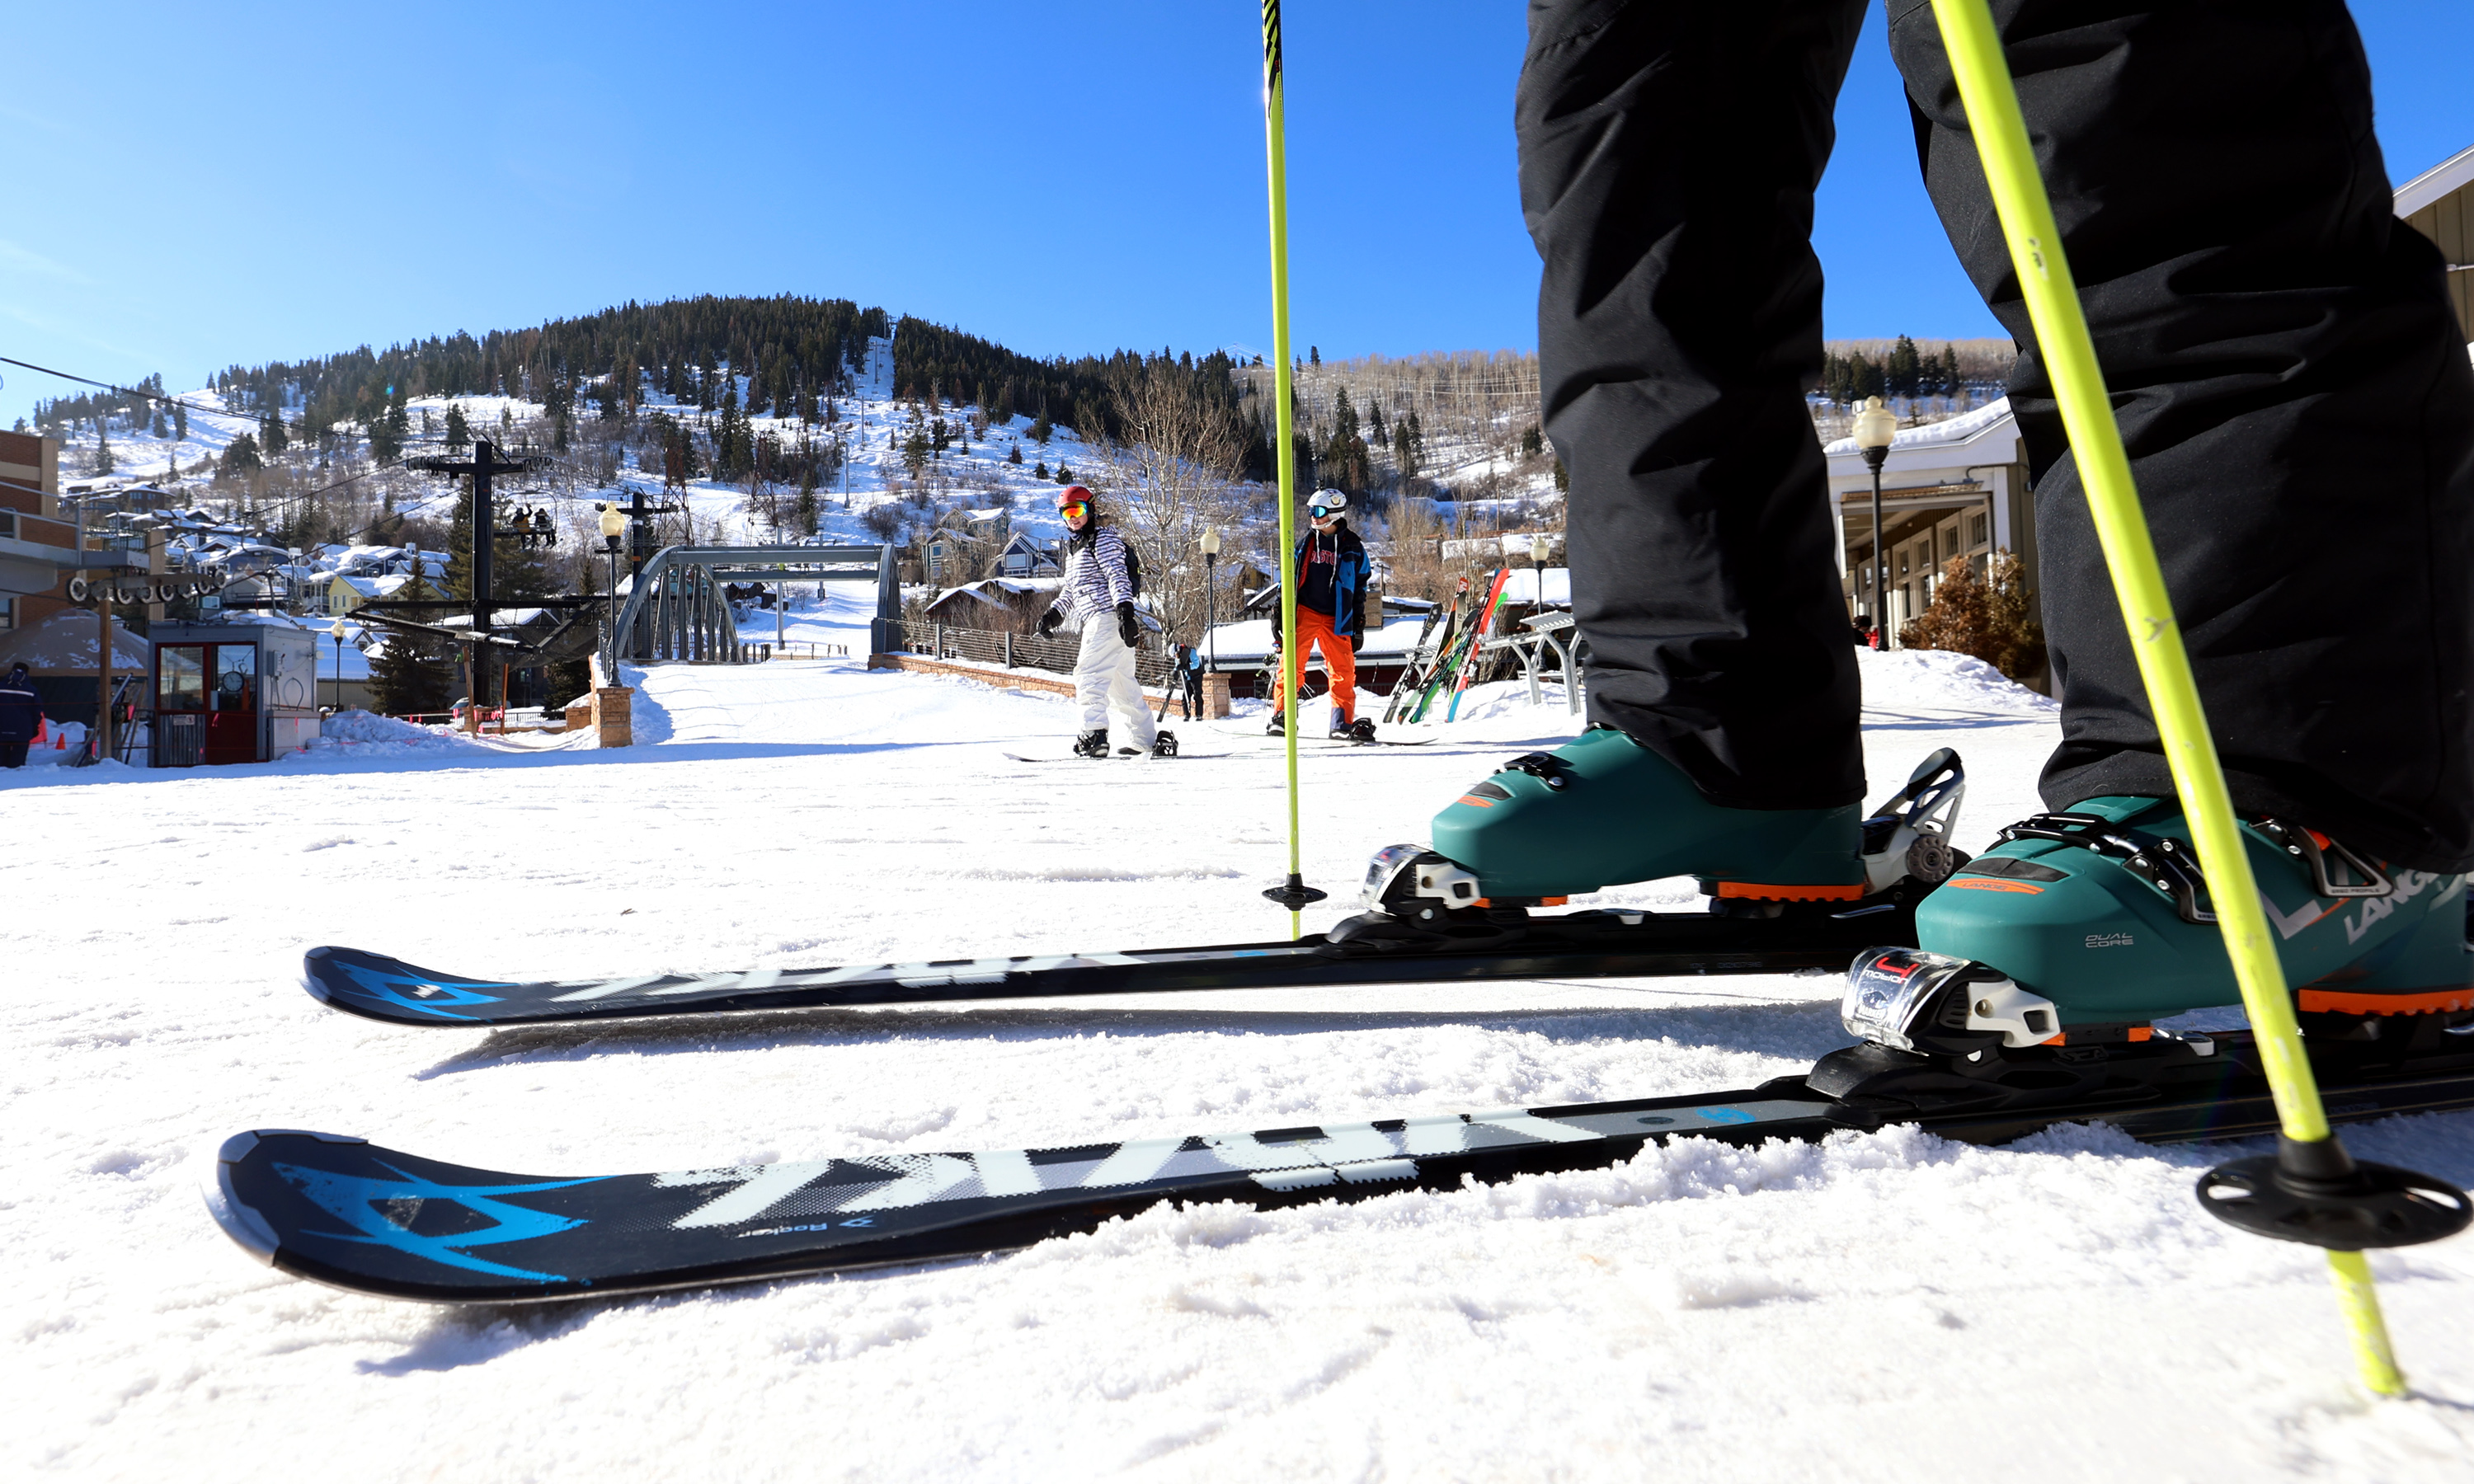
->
<box><xmin>1037</xmin><ymin>485</ymin><xmax>1170</xmax><ymax>758</ymax></box>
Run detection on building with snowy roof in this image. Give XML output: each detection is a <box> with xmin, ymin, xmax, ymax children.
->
<box><xmin>325</xmin><ymin>571</ymin><xmax>446</xmax><ymax>617</ymax></box>
<box><xmin>2397</xmin><ymin>142</ymin><xmax>2474</xmax><ymax>343</ymax></box>
<box><xmin>1820</xmin><ymin>142</ymin><xmax>2474</xmax><ymax>650</ymax></box>
<box><xmin>1822</xmin><ymin>396</ymin><xmax>2030</xmax><ymax>646</ymax></box>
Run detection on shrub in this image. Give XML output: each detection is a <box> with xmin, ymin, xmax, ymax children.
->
<box><xmin>1898</xmin><ymin>549</ymin><xmax>2046</xmax><ymax>681</ymax></box>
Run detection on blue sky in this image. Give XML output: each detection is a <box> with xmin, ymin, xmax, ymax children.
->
<box><xmin>4</xmin><ymin>2</ymin><xmax>2470</xmax><ymax>425</ymax></box>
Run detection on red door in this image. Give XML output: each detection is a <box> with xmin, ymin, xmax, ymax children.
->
<box><xmin>203</xmin><ymin>644</ymin><xmax>258</xmax><ymax>765</ymax></box>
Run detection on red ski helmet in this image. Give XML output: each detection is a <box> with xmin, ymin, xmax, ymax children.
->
<box><xmin>1057</xmin><ymin>485</ymin><xmax>1094</xmax><ymax>521</ymax></box>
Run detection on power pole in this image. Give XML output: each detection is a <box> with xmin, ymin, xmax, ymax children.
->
<box><xmin>405</xmin><ymin>437</ymin><xmax>545</xmax><ymax>675</ymax></box>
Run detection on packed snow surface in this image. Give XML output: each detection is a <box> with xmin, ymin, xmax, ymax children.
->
<box><xmin>7</xmin><ymin>590</ymin><xmax>2469</xmax><ymax>1482</ymax></box>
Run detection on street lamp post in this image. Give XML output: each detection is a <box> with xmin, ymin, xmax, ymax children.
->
<box><xmin>328</xmin><ymin>618</ymin><xmax>348</xmax><ymax>711</ymax></box>
<box><xmin>597</xmin><ymin>503</ymin><xmax>628</xmax><ymax>683</ymax></box>
<box><xmin>1853</xmin><ymin>395</ymin><xmax>1899</xmax><ymax>650</ymax></box>
<box><xmin>1198</xmin><ymin>527</ymin><xmax>1221</xmax><ymax>678</ymax></box>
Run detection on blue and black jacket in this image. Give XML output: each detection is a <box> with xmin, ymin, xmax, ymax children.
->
<box><xmin>0</xmin><ymin>665</ymin><xmax>41</xmax><ymax>744</ymax></box>
<box><xmin>1292</xmin><ymin>521</ymin><xmax>1371</xmax><ymax>639</ymax></box>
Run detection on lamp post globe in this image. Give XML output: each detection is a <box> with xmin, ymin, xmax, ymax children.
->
<box><xmin>1852</xmin><ymin>396</ymin><xmax>1898</xmax><ymax>649</ymax></box>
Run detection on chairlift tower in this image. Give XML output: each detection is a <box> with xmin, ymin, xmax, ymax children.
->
<box><xmin>403</xmin><ymin>438</ymin><xmax>548</xmax><ymax>642</ymax></box>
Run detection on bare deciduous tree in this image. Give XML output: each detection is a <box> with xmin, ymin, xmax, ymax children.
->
<box><xmin>1084</xmin><ymin>359</ymin><xmax>1249</xmax><ymax>647</ymax></box>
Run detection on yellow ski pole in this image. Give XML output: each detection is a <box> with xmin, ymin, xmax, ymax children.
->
<box><xmin>1928</xmin><ymin>0</ymin><xmax>2433</xmax><ymax>1396</ymax></box>
<box><xmin>1258</xmin><ymin>0</ymin><xmax>1326</xmax><ymax>929</ymax></box>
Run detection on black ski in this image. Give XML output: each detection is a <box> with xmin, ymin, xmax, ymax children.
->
<box><xmin>205</xmin><ymin>1030</ymin><xmax>2474</xmax><ymax>1304</ymax></box>
<box><xmin>301</xmin><ymin>902</ymin><xmax>1920</xmax><ymax>1029</ymax></box>
<box><xmin>1000</xmin><ymin>752</ymin><xmax>1227</xmax><ymax>763</ymax></box>
<box><xmin>306</xmin><ymin>747</ymin><xmax>1973</xmax><ymax>1031</ymax></box>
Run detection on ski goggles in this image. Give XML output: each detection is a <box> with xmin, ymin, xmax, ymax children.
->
<box><xmin>1308</xmin><ymin>503</ymin><xmax>1338</xmax><ymax>520</ymax></box>
<box><xmin>1059</xmin><ymin>500</ymin><xmax>1089</xmax><ymax>520</ymax></box>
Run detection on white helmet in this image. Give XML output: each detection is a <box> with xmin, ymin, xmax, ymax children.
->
<box><xmin>1307</xmin><ymin>489</ymin><xmax>1347</xmax><ymax>518</ymax></box>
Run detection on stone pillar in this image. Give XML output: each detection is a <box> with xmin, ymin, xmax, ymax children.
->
<box><xmin>1201</xmin><ymin>671</ymin><xmax>1233</xmax><ymax>720</ymax></box>
<box><xmin>592</xmin><ymin>686</ymin><xmax>633</xmax><ymax>749</ymax></box>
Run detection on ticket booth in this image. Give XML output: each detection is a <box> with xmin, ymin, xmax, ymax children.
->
<box><xmin>148</xmin><ymin>622</ymin><xmax>320</xmax><ymax>766</ymax></box>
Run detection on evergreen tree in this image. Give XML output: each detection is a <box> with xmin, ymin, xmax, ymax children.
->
<box><xmin>1309</xmin><ymin>345</ymin><xmax>1320</xmax><ymax>366</ymax></box>
<box><xmin>151</xmin><ymin>404</ymin><xmax>168</xmax><ymax>439</ymax></box>
<box><xmin>794</xmin><ymin>468</ymin><xmax>820</xmax><ymax>535</ymax></box>
<box><xmin>367</xmin><ymin>631</ymin><xmax>453</xmax><ymax>716</ymax></box>
<box><xmin>173</xmin><ymin>402</ymin><xmax>188</xmax><ymax>442</ymax></box>
<box><xmin>261</xmin><ymin>409</ymin><xmax>289</xmax><ymax>458</ymax></box>
<box><xmin>444</xmin><ymin>403</ymin><xmax>471</xmax><ymax>450</ymax></box>
<box><xmin>1392</xmin><ymin>420</ymin><xmax>1417</xmax><ymax>481</ymax></box>
<box><xmin>1887</xmin><ymin>335</ymin><xmax>1921</xmax><ymax>397</ymax></box>
<box><xmin>219</xmin><ymin>432</ymin><xmax>262</xmax><ymax>478</ymax></box>
<box><xmin>1008</xmin><ymin>442</ymin><xmax>1023</xmax><ymax>465</ymax></box>
<box><xmin>1367</xmin><ymin>401</ymin><xmax>1386</xmax><ymax>447</ymax></box>
<box><xmin>1028</xmin><ymin>409</ymin><xmax>1053</xmax><ymax>444</ymax></box>
<box><xmin>95</xmin><ymin>423</ymin><xmax>114</xmax><ymax>474</ymax></box>
<box><xmin>1032</xmin><ymin>461</ymin><xmax>1048</xmax><ymax>480</ymax></box>
<box><xmin>1053</xmin><ymin>463</ymin><xmax>1073</xmax><ymax>484</ymax></box>
<box><xmin>1940</xmin><ymin>346</ymin><xmax>1964</xmax><ymax>397</ymax></box>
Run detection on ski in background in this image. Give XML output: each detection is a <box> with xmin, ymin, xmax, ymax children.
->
<box><xmin>302</xmin><ymin>904</ymin><xmax>1912</xmax><ymax>1028</ymax></box>
<box><xmin>1404</xmin><ymin>581</ymin><xmax>1480</xmax><ymax>724</ymax></box>
<box><xmin>1409</xmin><ymin>574</ymin><xmax>1497</xmax><ymax>723</ymax></box>
<box><xmin>1001</xmin><ymin>752</ymin><xmax>1225</xmax><ymax>764</ymax></box>
<box><xmin>299</xmin><ymin>749</ymin><xmax>1971</xmax><ymax>1031</ymax></box>
<box><xmin>1380</xmin><ymin>585</ymin><xmax>1457</xmax><ymax>724</ymax></box>
<box><xmin>1443</xmin><ymin>566</ymin><xmax>1517</xmax><ymax>722</ymax></box>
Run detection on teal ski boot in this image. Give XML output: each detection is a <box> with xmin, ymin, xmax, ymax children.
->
<box><xmin>1818</xmin><ymin>796</ymin><xmax>2474</xmax><ymax>1109</ymax></box>
<box><xmin>1334</xmin><ymin>728</ymin><xmax>1967</xmax><ymax>946</ymax></box>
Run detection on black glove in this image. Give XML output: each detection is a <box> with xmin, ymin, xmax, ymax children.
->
<box><xmin>1349</xmin><ymin>632</ymin><xmax>1364</xmax><ymax>655</ymax></box>
<box><xmin>1037</xmin><ymin>609</ymin><xmax>1061</xmax><ymax>638</ymax></box>
<box><xmin>1117</xmin><ymin>601</ymin><xmax>1141</xmax><ymax>648</ymax></box>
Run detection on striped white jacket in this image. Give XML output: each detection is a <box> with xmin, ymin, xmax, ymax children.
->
<box><xmin>1047</xmin><ymin>527</ymin><xmax>1135</xmax><ymax>627</ymax></box>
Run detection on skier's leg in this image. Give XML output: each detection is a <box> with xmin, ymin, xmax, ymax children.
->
<box><xmin>1404</xmin><ymin>1</ymin><xmax>1885</xmax><ymax>906</ymax></box>
<box><xmin>1099</xmin><ymin>622</ymin><xmax>1156</xmax><ymax>750</ymax></box>
<box><xmin>1297</xmin><ymin>610</ymin><xmax>1343</xmax><ymax>729</ymax></box>
<box><xmin>1324</xmin><ymin>615</ymin><xmax>1358</xmax><ymax>726</ymax></box>
<box><xmin>1889</xmin><ymin>0</ymin><xmax>2474</xmax><ymax>874</ymax></box>
<box><xmin>1072</xmin><ymin>616</ymin><xmax>1112</xmax><ymax>735</ymax></box>
<box><xmin>1872</xmin><ymin>2</ymin><xmax>2474</xmax><ymax>1036</ymax></box>
<box><xmin>1520</xmin><ymin>0</ymin><xmax>1869</xmax><ymax>810</ymax></box>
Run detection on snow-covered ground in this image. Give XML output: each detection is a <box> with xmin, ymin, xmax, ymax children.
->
<box><xmin>8</xmin><ymin>590</ymin><xmax>2470</xmax><ymax>1482</ymax></box>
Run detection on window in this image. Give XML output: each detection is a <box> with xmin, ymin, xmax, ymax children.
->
<box><xmin>0</xmin><ymin>596</ymin><xmax>13</xmax><ymax>631</ymax></box>
<box><xmin>1969</xmin><ymin>512</ymin><xmax>1990</xmax><ymax>548</ymax></box>
<box><xmin>212</xmin><ymin>644</ymin><xmax>256</xmax><ymax>711</ymax></box>
<box><xmin>159</xmin><ymin>646</ymin><xmax>207</xmax><ymax>711</ymax></box>
<box><xmin>0</xmin><ymin>510</ymin><xmax>16</xmax><ymax>538</ymax></box>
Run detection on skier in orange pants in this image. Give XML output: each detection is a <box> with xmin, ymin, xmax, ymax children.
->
<box><xmin>1268</xmin><ymin>491</ymin><xmax>1376</xmax><ymax>742</ymax></box>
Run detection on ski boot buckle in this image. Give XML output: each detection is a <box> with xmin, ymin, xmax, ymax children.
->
<box><xmin>1498</xmin><ymin>753</ymin><xmax>1574</xmax><ymax>792</ymax></box>
<box><xmin>1999</xmin><ymin>813</ymin><xmax>2216</xmax><ymax>925</ymax></box>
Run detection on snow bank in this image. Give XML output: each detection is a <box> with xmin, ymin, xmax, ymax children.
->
<box><xmin>294</xmin><ymin>708</ymin><xmax>482</xmax><ymax>757</ymax></box>
<box><xmin>21</xmin><ymin>719</ymin><xmax>89</xmax><ymax>764</ymax></box>
<box><xmin>1858</xmin><ymin>646</ymin><xmax>2055</xmax><ymax>714</ymax></box>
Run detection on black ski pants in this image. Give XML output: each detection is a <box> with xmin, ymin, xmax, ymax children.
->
<box><xmin>1520</xmin><ymin>0</ymin><xmax>2474</xmax><ymax>872</ymax></box>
